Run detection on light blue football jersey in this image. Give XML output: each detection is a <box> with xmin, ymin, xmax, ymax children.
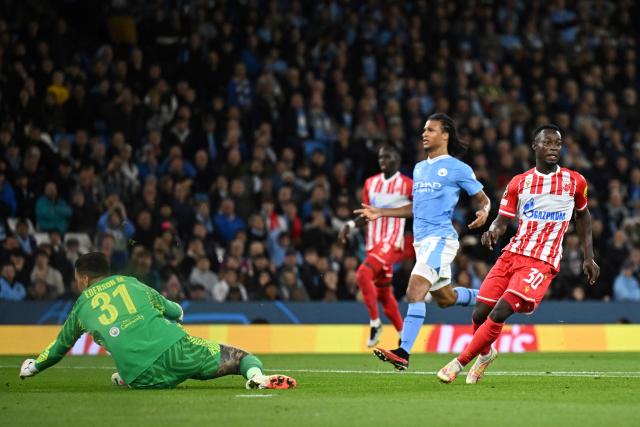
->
<box><xmin>412</xmin><ymin>155</ymin><xmax>483</xmax><ymax>240</ymax></box>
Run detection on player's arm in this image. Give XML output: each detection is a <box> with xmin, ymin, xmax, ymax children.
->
<box><xmin>353</xmin><ymin>202</ymin><xmax>413</xmax><ymax>221</ymax></box>
<box><xmin>162</xmin><ymin>297</ymin><xmax>184</xmax><ymax>322</ymax></box>
<box><xmin>574</xmin><ymin>176</ymin><xmax>600</xmax><ymax>285</ymax></box>
<box><xmin>468</xmin><ymin>190</ymin><xmax>491</xmax><ymax>229</ymax></box>
<box><xmin>481</xmin><ymin>214</ymin><xmax>512</xmax><ymax>250</ymax></box>
<box><xmin>338</xmin><ymin>215</ymin><xmax>369</xmax><ymax>245</ymax></box>
<box><xmin>455</xmin><ymin>163</ymin><xmax>490</xmax><ymax>229</ymax></box>
<box><xmin>481</xmin><ymin>176</ymin><xmax>518</xmax><ymax>250</ymax></box>
<box><xmin>147</xmin><ymin>285</ymin><xmax>183</xmax><ymax>322</ymax></box>
<box><xmin>341</xmin><ymin>178</ymin><xmax>392</xmax><ymax>242</ymax></box>
<box><xmin>20</xmin><ymin>307</ymin><xmax>83</xmax><ymax>379</ymax></box>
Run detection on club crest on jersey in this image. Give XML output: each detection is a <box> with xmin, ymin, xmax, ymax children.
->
<box><xmin>437</xmin><ymin>168</ymin><xmax>448</xmax><ymax>177</ymax></box>
<box><xmin>524</xmin><ymin>175</ymin><xmax>533</xmax><ymax>189</ymax></box>
<box><xmin>109</xmin><ymin>327</ymin><xmax>120</xmax><ymax>337</ymax></box>
<box><xmin>562</xmin><ymin>175</ymin><xmax>572</xmax><ymax>193</ymax></box>
<box><xmin>522</xmin><ymin>198</ymin><xmax>567</xmax><ymax>221</ymax></box>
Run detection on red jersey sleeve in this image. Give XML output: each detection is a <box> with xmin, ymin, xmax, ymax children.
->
<box><xmin>573</xmin><ymin>172</ymin><xmax>588</xmax><ymax>211</ymax></box>
<box><xmin>362</xmin><ymin>177</ymin><xmax>371</xmax><ymax>205</ymax></box>
<box><xmin>498</xmin><ymin>175</ymin><xmax>520</xmax><ymax>218</ymax></box>
<box><xmin>404</xmin><ymin>176</ymin><xmax>413</xmax><ymax>201</ymax></box>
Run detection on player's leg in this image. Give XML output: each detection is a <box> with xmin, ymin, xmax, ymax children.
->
<box><xmin>355</xmin><ymin>257</ymin><xmax>384</xmax><ymax>346</ymax></box>
<box><xmin>128</xmin><ymin>337</ymin><xmax>199</xmax><ymax>389</ymax></box>
<box><xmin>179</xmin><ymin>336</ymin><xmax>295</xmax><ymax>389</ymax></box>
<box><xmin>437</xmin><ymin>254</ymin><xmax>513</xmax><ymax>384</ymax></box>
<box><xmin>376</xmin><ymin>284</ymin><xmax>403</xmax><ymax>332</ymax></box>
<box><xmin>373</xmin><ymin>273</ymin><xmax>431</xmax><ymax>370</ymax></box>
<box><xmin>437</xmin><ymin>298</ymin><xmax>513</xmax><ymax>384</ymax></box>
<box><xmin>209</xmin><ymin>345</ymin><xmax>297</xmax><ymax>390</ymax></box>
<box><xmin>376</xmin><ymin>263</ymin><xmax>403</xmax><ymax>332</ymax></box>
<box><xmin>429</xmin><ymin>284</ymin><xmax>479</xmax><ymax>308</ymax></box>
<box><xmin>458</xmin><ymin>257</ymin><xmax>557</xmax><ymax>374</ymax></box>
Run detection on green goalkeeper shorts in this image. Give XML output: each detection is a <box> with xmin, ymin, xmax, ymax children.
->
<box><xmin>129</xmin><ymin>335</ymin><xmax>221</xmax><ymax>389</ymax></box>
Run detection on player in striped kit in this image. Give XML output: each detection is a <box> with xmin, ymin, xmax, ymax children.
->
<box><xmin>355</xmin><ymin>114</ymin><xmax>491</xmax><ymax>370</ymax></box>
<box><xmin>437</xmin><ymin>124</ymin><xmax>600</xmax><ymax>384</ymax></box>
<box><xmin>339</xmin><ymin>145</ymin><xmax>414</xmax><ymax>347</ymax></box>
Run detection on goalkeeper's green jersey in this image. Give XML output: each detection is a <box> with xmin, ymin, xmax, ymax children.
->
<box><xmin>35</xmin><ymin>275</ymin><xmax>186</xmax><ymax>384</ymax></box>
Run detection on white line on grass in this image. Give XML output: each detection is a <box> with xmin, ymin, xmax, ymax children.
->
<box><xmin>264</xmin><ymin>368</ymin><xmax>640</xmax><ymax>378</ymax></box>
<box><xmin>3</xmin><ymin>365</ymin><xmax>640</xmax><ymax>378</ymax></box>
<box><xmin>235</xmin><ymin>394</ymin><xmax>274</xmax><ymax>398</ymax></box>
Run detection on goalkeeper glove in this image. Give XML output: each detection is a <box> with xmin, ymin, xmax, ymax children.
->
<box><xmin>19</xmin><ymin>358</ymin><xmax>38</xmax><ymax>379</ymax></box>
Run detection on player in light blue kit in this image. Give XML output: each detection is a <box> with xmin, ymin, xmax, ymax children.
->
<box><xmin>356</xmin><ymin>113</ymin><xmax>491</xmax><ymax>370</ymax></box>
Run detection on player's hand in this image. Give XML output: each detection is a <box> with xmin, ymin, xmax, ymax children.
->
<box><xmin>353</xmin><ymin>203</ymin><xmax>381</xmax><ymax>221</ymax></box>
<box><xmin>468</xmin><ymin>208</ymin><xmax>489</xmax><ymax>229</ymax></box>
<box><xmin>338</xmin><ymin>226</ymin><xmax>350</xmax><ymax>245</ymax></box>
<box><xmin>481</xmin><ymin>230</ymin><xmax>499</xmax><ymax>250</ymax></box>
<box><xmin>583</xmin><ymin>259</ymin><xmax>600</xmax><ymax>285</ymax></box>
<box><xmin>19</xmin><ymin>358</ymin><xmax>38</xmax><ymax>380</ymax></box>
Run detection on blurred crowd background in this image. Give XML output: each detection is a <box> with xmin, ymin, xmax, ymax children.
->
<box><xmin>0</xmin><ymin>0</ymin><xmax>639</xmax><ymax>304</ymax></box>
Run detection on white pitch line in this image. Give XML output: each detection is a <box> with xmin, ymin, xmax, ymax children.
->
<box><xmin>235</xmin><ymin>394</ymin><xmax>274</xmax><ymax>398</ymax></box>
<box><xmin>2</xmin><ymin>366</ymin><xmax>640</xmax><ymax>378</ymax></box>
<box><xmin>264</xmin><ymin>368</ymin><xmax>640</xmax><ymax>378</ymax></box>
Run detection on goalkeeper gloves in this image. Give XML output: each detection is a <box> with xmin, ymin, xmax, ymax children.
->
<box><xmin>19</xmin><ymin>358</ymin><xmax>38</xmax><ymax>379</ymax></box>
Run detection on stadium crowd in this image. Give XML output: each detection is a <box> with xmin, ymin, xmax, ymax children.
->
<box><xmin>0</xmin><ymin>0</ymin><xmax>639</xmax><ymax>303</ymax></box>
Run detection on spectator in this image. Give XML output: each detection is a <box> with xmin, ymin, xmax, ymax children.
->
<box><xmin>35</xmin><ymin>181</ymin><xmax>72</xmax><ymax>233</ymax></box>
<box><xmin>9</xmin><ymin>250</ymin><xmax>31</xmax><ymax>289</ymax></box>
<box><xmin>0</xmin><ymin>1</ymin><xmax>638</xmax><ymax>303</ymax></box>
<box><xmin>214</xmin><ymin>198</ymin><xmax>246</xmax><ymax>245</ymax></box>
<box><xmin>162</xmin><ymin>273</ymin><xmax>186</xmax><ymax>302</ymax></box>
<box><xmin>278</xmin><ymin>266</ymin><xmax>308</xmax><ymax>301</ymax></box>
<box><xmin>0</xmin><ymin>171</ymin><xmax>17</xmax><ymax>216</ymax></box>
<box><xmin>28</xmin><ymin>277</ymin><xmax>53</xmax><ymax>300</ymax></box>
<box><xmin>0</xmin><ymin>262</ymin><xmax>26</xmax><ymax>301</ymax></box>
<box><xmin>613</xmin><ymin>261</ymin><xmax>640</xmax><ymax>302</ymax></box>
<box><xmin>213</xmin><ymin>269</ymin><xmax>249</xmax><ymax>302</ymax></box>
<box><xmin>47</xmin><ymin>231</ymin><xmax>74</xmax><ymax>283</ymax></box>
<box><xmin>64</xmin><ymin>238</ymin><xmax>84</xmax><ymax>266</ymax></box>
<box><xmin>189</xmin><ymin>256</ymin><xmax>219</xmax><ymax>299</ymax></box>
<box><xmin>299</xmin><ymin>247</ymin><xmax>323</xmax><ymax>300</ymax></box>
<box><xmin>14</xmin><ymin>218</ymin><xmax>36</xmax><ymax>256</ymax></box>
<box><xmin>30</xmin><ymin>250</ymin><xmax>65</xmax><ymax>298</ymax></box>
<box><xmin>96</xmin><ymin>197</ymin><xmax>135</xmax><ymax>252</ymax></box>
<box><xmin>127</xmin><ymin>248</ymin><xmax>162</xmax><ymax>291</ymax></box>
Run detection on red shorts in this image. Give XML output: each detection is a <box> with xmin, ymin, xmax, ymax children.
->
<box><xmin>364</xmin><ymin>236</ymin><xmax>415</xmax><ymax>286</ymax></box>
<box><xmin>477</xmin><ymin>251</ymin><xmax>558</xmax><ymax>314</ymax></box>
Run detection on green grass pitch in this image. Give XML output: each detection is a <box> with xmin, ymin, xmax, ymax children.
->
<box><xmin>2</xmin><ymin>353</ymin><xmax>640</xmax><ymax>427</ymax></box>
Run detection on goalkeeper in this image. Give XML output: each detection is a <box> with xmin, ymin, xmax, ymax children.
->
<box><xmin>19</xmin><ymin>252</ymin><xmax>296</xmax><ymax>390</ymax></box>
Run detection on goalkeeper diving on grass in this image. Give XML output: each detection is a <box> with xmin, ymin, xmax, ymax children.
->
<box><xmin>19</xmin><ymin>252</ymin><xmax>296</xmax><ymax>390</ymax></box>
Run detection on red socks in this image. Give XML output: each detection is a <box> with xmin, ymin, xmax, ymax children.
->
<box><xmin>356</xmin><ymin>264</ymin><xmax>403</xmax><ymax>332</ymax></box>
<box><xmin>472</xmin><ymin>319</ymin><xmax>491</xmax><ymax>356</ymax></box>
<box><xmin>356</xmin><ymin>265</ymin><xmax>379</xmax><ymax>320</ymax></box>
<box><xmin>458</xmin><ymin>317</ymin><xmax>504</xmax><ymax>366</ymax></box>
<box><xmin>377</xmin><ymin>286</ymin><xmax>403</xmax><ymax>332</ymax></box>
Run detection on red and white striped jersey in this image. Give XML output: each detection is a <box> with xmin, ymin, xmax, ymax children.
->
<box><xmin>362</xmin><ymin>172</ymin><xmax>413</xmax><ymax>251</ymax></box>
<box><xmin>498</xmin><ymin>166</ymin><xmax>588</xmax><ymax>270</ymax></box>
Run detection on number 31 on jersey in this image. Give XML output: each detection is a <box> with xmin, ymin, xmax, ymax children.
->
<box><xmin>91</xmin><ymin>284</ymin><xmax>138</xmax><ymax>325</ymax></box>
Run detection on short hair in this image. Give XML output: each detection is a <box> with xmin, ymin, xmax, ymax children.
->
<box><xmin>532</xmin><ymin>124</ymin><xmax>562</xmax><ymax>140</ymax></box>
<box><xmin>75</xmin><ymin>252</ymin><xmax>110</xmax><ymax>279</ymax></box>
<box><xmin>427</xmin><ymin>113</ymin><xmax>467</xmax><ymax>157</ymax></box>
<box><xmin>379</xmin><ymin>143</ymin><xmax>401</xmax><ymax>158</ymax></box>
